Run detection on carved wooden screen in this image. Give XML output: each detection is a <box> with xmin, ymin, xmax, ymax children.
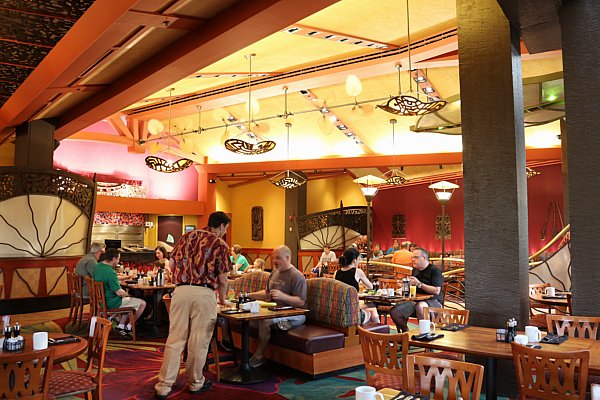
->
<box><xmin>296</xmin><ymin>206</ymin><xmax>367</xmax><ymax>250</ymax></box>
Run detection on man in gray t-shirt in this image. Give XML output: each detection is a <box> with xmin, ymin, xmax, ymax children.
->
<box><xmin>74</xmin><ymin>242</ymin><xmax>105</xmax><ymax>296</ymax></box>
<box><xmin>248</xmin><ymin>245</ymin><xmax>307</xmax><ymax>368</ymax></box>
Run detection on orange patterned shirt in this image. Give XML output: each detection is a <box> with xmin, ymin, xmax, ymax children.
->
<box><xmin>170</xmin><ymin>227</ymin><xmax>231</xmax><ymax>287</ymax></box>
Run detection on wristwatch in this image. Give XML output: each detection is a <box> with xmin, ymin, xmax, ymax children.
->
<box><xmin>417</xmin><ymin>282</ymin><xmax>423</xmax><ymax>289</ymax></box>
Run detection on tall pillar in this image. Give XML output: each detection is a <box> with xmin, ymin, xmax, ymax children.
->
<box><xmin>560</xmin><ymin>0</ymin><xmax>600</xmax><ymax>315</ymax></box>
<box><xmin>285</xmin><ymin>184</ymin><xmax>306</xmax><ymax>268</ymax></box>
<box><xmin>15</xmin><ymin>120</ymin><xmax>56</xmax><ymax>169</ymax></box>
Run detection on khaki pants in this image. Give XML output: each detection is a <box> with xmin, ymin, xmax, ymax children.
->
<box><xmin>155</xmin><ymin>285</ymin><xmax>216</xmax><ymax>395</ymax></box>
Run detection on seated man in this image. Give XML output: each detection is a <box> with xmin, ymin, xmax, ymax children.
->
<box><xmin>392</xmin><ymin>241</ymin><xmax>413</xmax><ymax>265</ymax></box>
<box><xmin>311</xmin><ymin>244</ymin><xmax>337</xmax><ymax>275</ymax></box>
<box><xmin>74</xmin><ymin>241</ymin><xmax>105</xmax><ymax>297</ymax></box>
<box><xmin>93</xmin><ymin>247</ymin><xmax>146</xmax><ymax>338</ymax></box>
<box><xmin>389</xmin><ymin>247</ymin><xmax>443</xmax><ymax>332</ymax></box>
<box><xmin>248</xmin><ymin>245</ymin><xmax>307</xmax><ymax>367</ymax></box>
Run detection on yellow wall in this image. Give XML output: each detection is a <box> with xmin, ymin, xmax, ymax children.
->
<box><xmin>306</xmin><ymin>179</ymin><xmax>338</xmax><ymax>214</ymax></box>
<box><xmin>229</xmin><ymin>180</ymin><xmax>285</xmax><ymax>248</ymax></box>
<box><xmin>215</xmin><ymin>180</ymin><xmax>232</xmax><ymax>213</ymax></box>
<box><xmin>0</xmin><ymin>143</ymin><xmax>14</xmax><ymax>166</ymax></box>
<box><xmin>334</xmin><ymin>176</ymin><xmax>368</xmax><ymax>207</ymax></box>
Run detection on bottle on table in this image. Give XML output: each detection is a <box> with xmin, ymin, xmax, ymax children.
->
<box><xmin>402</xmin><ymin>277</ymin><xmax>410</xmax><ymax>298</ymax></box>
<box><xmin>13</xmin><ymin>322</ymin><xmax>20</xmax><ymax>338</ymax></box>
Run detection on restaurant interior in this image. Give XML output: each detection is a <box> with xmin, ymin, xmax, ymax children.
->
<box><xmin>0</xmin><ymin>0</ymin><xmax>599</xmax><ymax>399</ymax></box>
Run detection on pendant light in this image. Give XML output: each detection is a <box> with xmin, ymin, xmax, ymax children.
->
<box><xmin>381</xmin><ymin>118</ymin><xmax>408</xmax><ymax>185</ymax></box>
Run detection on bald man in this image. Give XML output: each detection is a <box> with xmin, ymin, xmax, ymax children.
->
<box><xmin>247</xmin><ymin>245</ymin><xmax>307</xmax><ymax>368</ymax></box>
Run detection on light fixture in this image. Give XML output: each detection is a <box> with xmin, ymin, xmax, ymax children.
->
<box><xmin>224</xmin><ymin>54</ymin><xmax>276</xmax><ymax>155</ymax></box>
<box><xmin>354</xmin><ymin>174</ymin><xmax>386</xmax><ymax>274</ymax></box>
<box><xmin>526</xmin><ymin>167</ymin><xmax>540</xmax><ymax>178</ymax></box>
<box><xmin>377</xmin><ymin>0</ymin><xmax>446</xmax><ymax>117</ymax></box>
<box><xmin>270</xmin><ymin>88</ymin><xmax>306</xmax><ymax>189</ymax></box>
<box><xmin>381</xmin><ymin>119</ymin><xmax>408</xmax><ymax>185</ymax></box>
<box><xmin>428</xmin><ymin>180</ymin><xmax>459</xmax><ymax>271</ymax></box>
<box><xmin>145</xmin><ymin>88</ymin><xmax>193</xmax><ymax>173</ymax></box>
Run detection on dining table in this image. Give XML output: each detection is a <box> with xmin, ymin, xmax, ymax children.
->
<box><xmin>529</xmin><ymin>292</ymin><xmax>570</xmax><ymax>309</ymax></box>
<box><xmin>125</xmin><ymin>281</ymin><xmax>176</xmax><ymax>338</ymax></box>
<box><xmin>407</xmin><ymin>325</ymin><xmax>600</xmax><ymax>400</ymax></box>
<box><xmin>359</xmin><ymin>293</ymin><xmax>432</xmax><ymax>306</ymax></box>
<box><xmin>217</xmin><ymin>306</ymin><xmax>309</xmax><ymax>385</ymax></box>
<box><xmin>1</xmin><ymin>333</ymin><xmax>88</xmax><ymax>364</ymax></box>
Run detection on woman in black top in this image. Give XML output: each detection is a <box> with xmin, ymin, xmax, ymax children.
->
<box><xmin>334</xmin><ymin>247</ymin><xmax>379</xmax><ymax>324</ymax></box>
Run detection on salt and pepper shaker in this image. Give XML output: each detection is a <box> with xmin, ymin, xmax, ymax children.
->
<box><xmin>505</xmin><ymin>318</ymin><xmax>517</xmax><ymax>343</ymax></box>
<box><xmin>13</xmin><ymin>322</ymin><xmax>20</xmax><ymax>338</ymax></box>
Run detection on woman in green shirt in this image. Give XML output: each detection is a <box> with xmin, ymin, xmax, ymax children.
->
<box><xmin>230</xmin><ymin>244</ymin><xmax>249</xmax><ymax>272</ymax></box>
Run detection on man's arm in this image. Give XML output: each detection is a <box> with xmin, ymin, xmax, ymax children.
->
<box><xmin>248</xmin><ymin>290</ymin><xmax>269</xmax><ymax>301</ymax></box>
<box><xmin>408</xmin><ymin>273</ymin><xmax>441</xmax><ymax>296</ymax></box>
<box><xmin>216</xmin><ymin>271</ymin><xmax>232</xmax><ymax>306</ymax></box>
<box><xmin>270</xmin><ymin>290</ymin><xmax>305</xmax><ymax>307</ymax></box>
<box><xmin>116</xmin><ymin>288</ymin><xmax>128</xmax><ymax>298</ymax></box>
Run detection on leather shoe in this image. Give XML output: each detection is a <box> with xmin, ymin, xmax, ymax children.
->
<box><xmin>189</xmin><ymin>380</ymin><xmax>213</xmax><ymax>394</ymax></box>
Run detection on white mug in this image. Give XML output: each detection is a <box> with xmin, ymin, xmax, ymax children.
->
<box><xmin>419</xmin><ymin>319</ymin><xmax>436</xmax><ymax>335</ymax></box>
<box><xmin>525</xmin><ymin>326</ymin><xmax>542</xmax><ymax>343</ymax></box>
<box><xmin>355</xmin><ymin>386</ymin><xmax>384</xmax><ymax>400</ymax></box>
<box><xmin>33</xmin><ymin>331</ymin><xmax>48</xmax><ymax>350</ymax></box>
<box><xmin>387</xmin><ymin>288</ymin><xmax>395</xmax><ymax>297</ymax></box>
<box><xmin>545</xmin><ymin>287</ymin><xmax>556</xmax><ymax>296</ymax></box>
<box><xmin>514</xmin><ymin>334</ymin><xmax>529</xmax><ymax>345</ymax></box>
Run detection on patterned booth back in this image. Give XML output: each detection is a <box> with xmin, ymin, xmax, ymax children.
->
<box><xmin>229</xmin><ymin>270</ymin><xmax>270</xmax><ymax>293</ymax></box>
<box><xmin>306</xmin><ymin>278</ymin><xmax>360</xmax><ymax>328</ymax></box>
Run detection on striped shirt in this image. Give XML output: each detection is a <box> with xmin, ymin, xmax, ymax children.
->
<box><xmin>171</xmin><ymin>227</ymin><xmax>231</xmax><ymax>287</ymax></box>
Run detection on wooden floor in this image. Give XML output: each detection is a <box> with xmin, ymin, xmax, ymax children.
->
<box><xmin>13</xmin><ymin>305</ymin><xmax>89</xmax><ymax>327</ymax></box>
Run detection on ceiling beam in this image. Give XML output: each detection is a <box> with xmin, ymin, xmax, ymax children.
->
<box><xmin>52</xmin><ymin>0</ymin><xmax>342</xmax><ymax>140</ymax></box>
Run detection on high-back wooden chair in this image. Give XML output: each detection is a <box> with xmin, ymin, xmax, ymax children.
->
<box><xmin>357</xmin><ymin>326</ymin><xmax>410</xmax><ymax>390</ymax></box>
<box><xmin>67</xmin><ymin>273</ymin><xmax>87</xmax><ymax>329</ymax></box>
<box><xmin>0</xmin><ymin>348</ymin><xmax>55</xmax><ymax>400</ymax></box>
<box><xmin>546</xmin><ymin>315</ymin><xmax>600</xmax><ymax>340</ymax></box>
<box><xmin>92</xmin><ymin>281</ymin><xmax>137</xmax><ymax>341</ymax></box>
<box><xmin>406</xmin><ymin>355</ymin><xmax>484</xmax><ymax>400</ymax></box>
<box><xmin>511</xmin><ymin>342</ymin><xmax>589</xmax><ymax>400</ymax></box>
<box><xmin>162</xmin><ymin>294</ymin><xmax>222</xmax><ymax>382</ymax></box>
<box><xmin>529</xmin><ymin>283</ymin><xmax>552</xmax><ymax>327</ymax></box>
<box><xmin>424</xmin><ymin>307</ymin><xmax>469</xmax><ymax>326</ymax></box>
<box><xmin>85</xmin><ymin>276</ymin><xmax>96</xmax><ymax>318</ymax></box>
<box><xmin>48</xmin><ymin>316</ymin><xmax>111</xmax><ymax>400</ymax></box>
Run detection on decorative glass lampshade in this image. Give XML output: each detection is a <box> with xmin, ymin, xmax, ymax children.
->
<box><xmin>270</xmin><ymin>170</ymin><xmax>307</xmax><ymax>189</ymax></box>
<box><xmin>354</xmin><ymin>175</ymin><xmax>386</xmax><ymax>202</ymax></box>
<box><xmin>428</xmin><ymin>180</ymin><xmax>459</xmax><ymax>204</ymax></box>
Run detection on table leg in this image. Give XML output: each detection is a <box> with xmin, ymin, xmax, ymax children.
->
<box><xmin>485</xmin><ymin>357</ymin><xmax>497</xmax><ymax>400</ymax></box>
<box><xmin>142</xmin><ymin>289</ymin><xmax>167</xmax><ymax>339</ymax></box>
<box><xmin>220</xmin><ymin>320</ymin><xmax>271</xmax><ymax>384</ymax></box>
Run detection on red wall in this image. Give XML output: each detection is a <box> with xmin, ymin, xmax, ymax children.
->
<box><xmin>372</xmin><ymin>164</ymin><xmax>564</xmax><ymax>256</ymax></box>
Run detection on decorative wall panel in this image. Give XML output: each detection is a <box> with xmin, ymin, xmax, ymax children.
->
<box><xmin>251</xmin><ymin>206</ymin><xmax>263</xmax><ymax>241</ymax></box>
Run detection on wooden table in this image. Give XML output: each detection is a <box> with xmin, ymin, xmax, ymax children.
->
<box><xmin>1</xmin><ymin>333</ymin><xmax>87</xmax><ymax>364</ymax></box>
<box><xmin>530</xmin><ymin>292</ymin><xmax>570</xmax><ymax>308</ymax></box>
<box><xmin>407</xmin><ymin>325</ymin><xmax>600</xmax><ymax>400</ymax></box>
<box><xmin>217</xmin><ymin>306</ymin><xmax>308</xmax><ymax>385</ymax></box>
<box><xmin>126</xmin><ymin>282</ymin><xmax>176</xmax><ymax>338</ymax></box>
<box><xmin>359</xmin><ymin>293</ymin><xmax>432</xmax><ymax>306</ymax></box>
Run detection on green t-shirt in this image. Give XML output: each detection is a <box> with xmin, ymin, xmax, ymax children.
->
<box><xmin>93</xmin><ymin>262</ymin><xmax>122</xmax><ymax>309</ymax></box>
<box><xmin>230</xmin><ymin>254</ymin><xmax>249</xmax><ymax>271</ymax></box>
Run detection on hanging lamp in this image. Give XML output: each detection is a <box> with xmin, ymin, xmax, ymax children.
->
<box><xmin>378</xmin><ymin>0</ymin><xmax>446</xmax><ymax>116</ymax></box>
<box><xmin>145</xmin><ymin>88</ymin><xmax>193</xmax><ymax>173</ymax></box>
<box><xmin>381</xmin><ymin>118</ymin><xmax>408</xmax><ymax>185</ymax></box>
<box><xmin>224</xmin><ymin>54</ymin><xmax>276</xmax><ymax>155</ymax></box>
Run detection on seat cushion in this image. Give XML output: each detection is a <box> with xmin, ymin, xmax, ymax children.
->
<box><xmin>270</xmin><ymin>324</ymin><xmax>344</xmax><ymax>354</ymax></box>
<box><xmin>49</xmin><ymin>370</ymin><xmax>96</xmax><ymax>396</ymax></box>
<box><xmin>362</xmin><ymin>322</ymin><xmax>390</xmax><ymax>334</ymax></box>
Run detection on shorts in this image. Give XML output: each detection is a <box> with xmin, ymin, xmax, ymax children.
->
<box><xmin>272</xmin><ymin>315</ymin><xmax>306</xmax><ymax>331</ymax></box>
<box><xmin>392</xmin><ymin>298</ymin><xmax>442</xmax><ymax>319</ymax></box>
<box><xmin>121</xmin><ymin>296</ymin><xmax>143</xmax><ymax>311</ymax></box>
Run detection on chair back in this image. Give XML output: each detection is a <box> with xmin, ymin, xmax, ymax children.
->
<box><xmin>86</xmin><ymin>317</ymin><xmax>111</xmax><ymax>389</ymax></box>
<box><xmin>424</xmin><ymin>307</ymin><xmax>470</xmax><ymax>326</ymax></box>
<box><xmin>85</xmin><ymin>276</ymin><xmax>97</xmax><ymax>316</ymax></box>
<box><xmin>229</xmin><ymin>270</ymin><xmax>270</xmax><ymax>294</ymax></box>
<box><xmin>358</xmin><ymin>326</ymin><xmax>409</xmax><ymax>388</ymax></box>
<box><xmin>511</xmin><ymin>342</ymin><xmax>589</xmax><ymax>400</ymax></box>
<box><xmin>378</xmin><ymin>278</ymin><xmax>400</xmax><ymax>290</ymax></box>
<box><xmin>529</xmin><ymin>282</ymin><xmax>551</xmax><ymax>296</ymax></box>
<box><xmin>92</xmin><ymin>281</ymin><xmax>109</xmax><ymax>318</ymax></box>
<box><xmin>0</xmin><ymin>348</ymin><xmax>55</xmax><ymax>399</ymax></box>
<box><xmin>69</xmin><ymin>273</ymin><xmax>84</xmax><ymax>297</ymax></box>
<box><xmin>406</xmin><ymin>355</ymin><xmax>484</xmax><ymax>400</ymax></box>
<box><xmin>546</xmin><ymin>315</ymin><xmax>600</xmax><ymax>340</ymax></box>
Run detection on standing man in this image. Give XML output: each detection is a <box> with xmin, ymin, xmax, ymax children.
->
<box><xmin>75</xmin><ymin>242</ymin><xmax>105</xmax><ymax>296</ymax></box>
<box><xmin>392</xmin><ymin>241</ymin><xmax>413</xmax><ymax>266</ymax></box>
<box><xmin>93</xmin><ymin>248</ymin><xmax>146</xmax><ymax>338</ymax></box>
<box><xmin>155</xmin><ymin>211</ymin><xmax>232</xmax><ymax>399</ymax></box>
<box><xmin>389</xmin><ymin>247</ymin><xmax>443</xmax><ymax>332</ymax></box>
<box><xmin>247</xmin><ymin>245</ymin><xmax>307</xmax><ymax>367</ymax></box>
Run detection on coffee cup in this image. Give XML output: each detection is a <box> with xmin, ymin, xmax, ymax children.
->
<box><xmin>419</xmin><ymin>319</ymin><xmax>436</xmax><ymax>335</ymax></box>
<box><xmin>545</xmin><ymin>287</ymin><xmax>556</xmax><ymax>296</ymax></box>
<box><xmin>33</xmin><ymin>331</ymin><xmax>48</xmax><ymax>350</ymax></box>
<box><xmin>514</xmin><ymin>334</ymin><xmax>529</xmax><ymax>345</ymax></box>
<box><xmin>525</xmin><ymin>325</ymin><xmax>542</xmax><ymax>343</ymax></box>
<box><xmin>387</xmin><ymin>288</ymin><xmax>395</xmax><ymax>297</ymax></box>
<box><xmin>355</xmin><ymin>386</ymin><xmax>384</xmax><ymax>400</ymax></box>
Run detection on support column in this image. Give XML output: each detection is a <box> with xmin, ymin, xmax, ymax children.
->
<box><xmin>285</xmin><ymin>185</ymin><xmax>306</xmax><ymax>268</ymax></box>
<box><xmin>560</xmin><ymin>0</ymin><xmax>600</xmax><ymax>315</ymax></box>
<box><xmin>15</xmin><ymin>120</ymin><xmax>56</xmax><ymax>169</ymax></box>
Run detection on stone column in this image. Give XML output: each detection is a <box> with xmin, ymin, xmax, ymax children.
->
<box><xmin>285</xmin><ymin>184</ymin><xmax>307</xmax><ymax>268</ymax></box>
<box><xmin>560</xmin><ymin>0</ymin><xmax>600</xmax><ymax>315</ymax></box>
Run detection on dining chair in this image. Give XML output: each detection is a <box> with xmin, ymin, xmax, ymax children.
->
<box><xmin>546</xmin><ymin>314</ymin><xmax>600</xmax><ymax>340</ymax></box>
<box><xmin>162</xmin><ymin>293</ymin><xmax>222</xmax><ymax>382</ymax></box>
<box><xmin>85</xmin><ymin>276</ymin><xmax>96</xmax><ymax>318</ymax></box>
<box><xmin>91</xmin><ymin>281</ymin><xmax>137</xmax><ymax>341</ymax></box>
<box><xmin>373</xmin><ymin>278</ymin><xmax>401</xmax><ymax>323</ymax></box>
<box><xmin>357</xmin><ymin>326</ymin><xmax>413</xmax><ymax>390</ymax></box>
<box><xmin>511</xmin><ymin>342</ymin><xmax>589</xmax><ymax>400</ymax></box>
<box><xmin>68</xmin><ymin>273</ymin><xmax>88</xmax><ymax>329</ymax></box>
<box><xmin>529</xmin><ymin>283</ymin><xmax>552</xmax><ymax>328</ymax></box>
<box><xmin>422</xmin><ymin>307</ymin><xmax>470</xmax><ymax>361</ymax></box>
<box><xmin>406</xmin><ymin>354</ymin><xmax>484</xmax><ymax>400</ymax></box>
<box><xmin>0</xmin><ymin>347</ymin><xmax>55</xmax><ymax>400</ymax></box>
<box><xmin>48</xmin><ymin>316</ymin><xmax>111</xmax><ymax>400</ymax></box>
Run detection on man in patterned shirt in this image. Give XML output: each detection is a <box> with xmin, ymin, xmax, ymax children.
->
<box><xmin>155</xmin><ymin>211</ymin><xmax>232</xmax><ymax>399</ymax></box>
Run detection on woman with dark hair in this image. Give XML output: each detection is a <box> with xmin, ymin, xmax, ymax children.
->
<box><xmin>334</xmin><ymin>247</ymin><xmax>379</xmax><ymax>324</ymax></box>
<box><xmin>155</xmin><ymin>246</ymin><xmax>172</xmax><ymax>283</ymax></box>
